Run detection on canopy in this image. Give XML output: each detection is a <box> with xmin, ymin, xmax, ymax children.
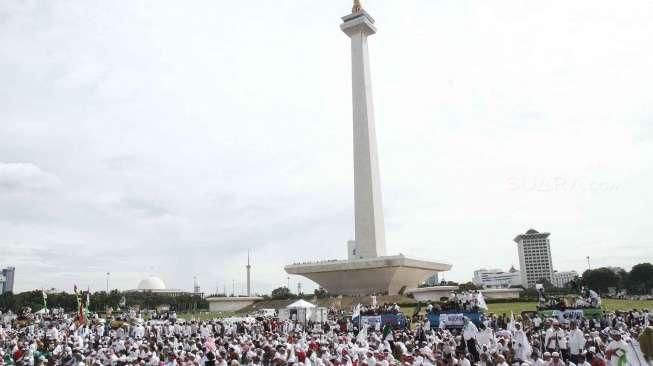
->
<box><xmin>286</xmin><ymin>299</ymin><xmax>316</xmax><ymax>309</ymax></box>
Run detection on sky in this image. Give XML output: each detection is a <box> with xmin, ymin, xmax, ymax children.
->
<box><xmin>1</xmin><ymin>0</ymin><xmax>652</xmax><ymax>295</ymax></box>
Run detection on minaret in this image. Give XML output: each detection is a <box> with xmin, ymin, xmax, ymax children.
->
<box><xmin>246</xmin><ymin>250</ymin><xmax>251</xmax><ymax>296</ymax></box>
<box><xmin>341</xmin><ymin>1</ymin><xmax>386</xmax><ymax>259</ymax></box>
<box><xmin>193</xmin><ymin>276</ymin><xmax>200</xmax><ymax>295</ymax></box>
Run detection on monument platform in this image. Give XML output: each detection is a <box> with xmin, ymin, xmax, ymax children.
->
<box><xmin>206</xmin><ymin>296</ymin><xmax>263</xmax><ymax>312</ymax></box>
<box><xmin>285</xmin><ymin>255</ymin><xmax>450</xmax><ymax>295</ymax></box>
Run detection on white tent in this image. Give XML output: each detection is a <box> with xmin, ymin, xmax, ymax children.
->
<box><xmin>285</xmin><ymin>299</ymin><xmax>316</xmax><ymax>324</ymax></box>
<box><xmin>286</xmin><ymin>299</ymin><xmax>316</xmax><ymax>309</ymax></box>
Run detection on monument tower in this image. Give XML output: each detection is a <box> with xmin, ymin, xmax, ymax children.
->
<box><xmin>285</xmin><ymin>1</ymin><xmax>451</xmax><ymax>295</ymax></box>
<box><xmin>342</xmin><ymin>1</ymin><xmax>385</xmax><ymax>259</ymax></box>
<box><xmin>246</xmin><ymin>250</ymin><xmax>251</xmax><ymax>296</ymax></box>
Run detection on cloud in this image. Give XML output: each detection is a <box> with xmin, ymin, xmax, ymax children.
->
<box><xmin>0</xmin><ymin>162</ymin><xmax>60</xmax><ymax>193</ymax></box>
<box><xmin>0</xmin><ymin>0</ymin><xmax>652</xmax><ymax>294</ymax></box>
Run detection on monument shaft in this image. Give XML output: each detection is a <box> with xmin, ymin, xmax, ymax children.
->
<box><xmin>284</xmin><ymin>5</ymin><xmax>452</xmax><ymax>296</ymax></box>
<box><xmin>342</xmin><ymin>10</ymin><xmax>386</xmax><ymax>259</ymax></box>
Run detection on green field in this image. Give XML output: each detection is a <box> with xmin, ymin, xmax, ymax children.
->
<box><xmin>163</xmin><ymin>299</ymin><xmax>652</xmax><ymax>322</ymax></box>
<box><xmin>486</xmin><ymin>299</ymin><xmax>652</xmax><ymax>316</ymax></box>
<box><xmin>173</xmin><ymin>311</ymin><xmax>237</xmax><ymax>321</ymax></box>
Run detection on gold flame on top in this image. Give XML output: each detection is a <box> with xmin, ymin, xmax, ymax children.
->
<box><xmin>352</xmin><ymin>0</ymin><xmax>362</xmax><ymax>13</ymax></box>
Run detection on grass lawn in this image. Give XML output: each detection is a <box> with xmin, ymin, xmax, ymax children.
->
<box><xmin>168</xmin><ymin>299</ymin><xmax>651</xmax><ymax>322</ymax></box>
<box><xmin>174</xmin><ymin>311</ymin><xmax>237</xmax><ymax>321</ymax></box>
<box><xmin>486</xmin><ymin>298</ymin><xmax>653</xmax><ymax>315</ymax></box>
<box><xmin>400</xmin><ymin>299</ymin><xmax>653</xmax><ymax>318</ymax></box>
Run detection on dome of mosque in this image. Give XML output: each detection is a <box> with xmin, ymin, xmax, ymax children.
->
<box><xmin>137</xmin><ymin>276</ymin><xmax>166</xmax><ymax>290</ymax></box>
<box><xmin>525</xmin><ymin>228</ymin><xmax>539</xmax><ymax>234</ymax></box>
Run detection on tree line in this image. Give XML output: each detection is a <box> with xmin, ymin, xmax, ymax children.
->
<box><xmin>0</xmin><ymin>290</ymin><xmax>208</xmax><ymax>313</ymax></box>
<box><xmin>580</xmin><ymin>262</ymin><xmax>653</xmax><ymax>295</ymax></box>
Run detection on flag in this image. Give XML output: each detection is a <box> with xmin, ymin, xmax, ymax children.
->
<box><xmin>382</xmin><ymin>324</ymin><xmax>394</xmax><ymax>341</ymax></box>
<box><xmin>625</xmin><ymin>338</ymin><xmax>647</xmax><ymax>366</ymax></box>
<box><xmin>413</xmin><ymin>301</ymin><xmax>421</xmax><ymax>318</ymax></box>
<box><xmin>356</xmin><ymin>324</ymin><xmax>368</xmax><ymax>344</ymax></box>
<box><xmin>507</xmin><ymin>311</ymin><xmax>516</xmax><ymax>333</ymax></box>
<box><xmin>476</xmin><ymin>292</ymin><xmax>488</xmax><ymax>311</ymax></box>
<box><xmin>352</xmin><ymin>303</ymin><xmax>361</xmax><ymax>319</ymax></box>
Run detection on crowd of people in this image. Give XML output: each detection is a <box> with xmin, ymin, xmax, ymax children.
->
<box><xmin>537</xmin><ymin>287</ymin><xmax>601</xmax><ymax>311</ymax></box>
<box><xmin>0</xmin><ymin>304</ymin><xmax>651</xmax><ymax>366</ymax></box>
<box><xmin>426</xmin><ymin>292</ymin><xmax>485</xmax><ymax>314</ymax></box>
<box><xmin>358</xmin><ymin>304</ymin><xmax>402</xmax><ymax>317</ymax></box>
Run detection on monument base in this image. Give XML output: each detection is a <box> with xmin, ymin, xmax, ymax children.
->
<box><xmin>407</xmin><ymin>286</ymin><xmax>459</xmax><ymax>302</ymax></box>
<box><xmin>206</xmin><ymin>296</ymin><xmax>262</xmax><ymax>312</ymax></box>
<box><xmin>285</xmin><ymin>254</ymin><xmax>451</xmax><ymax>296</ymax></box>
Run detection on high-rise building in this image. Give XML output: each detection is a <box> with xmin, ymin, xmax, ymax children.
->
<box><xmin>514</xmin><ymin>229</ymin><xmax>553</xmax><ymax>288</ymax></box>
<box><xmin>473</xmin><ymin>266</ymin><xmax>521</xmax><ymax>288</ymax></box>
<box><xmin>552</xmin><ymin>270</ymin><xmax>579</xmax><ymax>288</ymax></box>
<box><xmin>0</xmin><ymin>267</ymin><xmax>15</xmax><ymax>294</ymax></box>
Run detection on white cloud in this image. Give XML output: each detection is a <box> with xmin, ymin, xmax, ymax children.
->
<box><xmin>0</xmin><ymin>0</ymin><xmax>651</xmax><ymax>293</ymax></box>
<box><xmin>0</xmin><ymin>163</ymin><xmax>60</xmax><ymax>193</ymax></box>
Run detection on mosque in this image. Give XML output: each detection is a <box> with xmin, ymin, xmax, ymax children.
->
<box><xmin>126</xmin><ymin>275</ymin><xmax>197</xmax><ymax>297</ymax></box>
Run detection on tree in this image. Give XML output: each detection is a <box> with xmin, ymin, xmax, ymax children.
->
<box><xmin>537</xmin><ymin>278</ymin><xmax>555</xmax><ymax>290</ymax></box>
<box><xmin>313</xmin><ymin>288</ymin><xmax>328</xmax><ymax>298</ymax></box>
<box><xmin>271</xmin><ymin>287</ymin><xmax>293</xmax><ymax>299</ymax></box>
<box><xmin>459</xmin><ymin>282</ymin><xmax>481</xmax><ymax>291</ymax></box>
<box><xmin>581</xmin><ymin>267</ymin><xmax>619</xmax><ymax>294</ymax></box>
<box><xmin>615</xmin><ymin>268</ymin><xmax>629</xmax><ymax>290</ymax></box>
<box><xmin>627</xmin><ymin>263</ymin><xmax>653</xmax><ymax>294</ymax></box>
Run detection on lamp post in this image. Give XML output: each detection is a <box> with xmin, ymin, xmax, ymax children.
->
<box><xmin>106</xmin><ymin>272</ymin><xmax>110</xmax><ymax>293</ymax></box>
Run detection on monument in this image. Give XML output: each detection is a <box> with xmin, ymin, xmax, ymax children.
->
<box><xmin>284</xmin><ymin>1</ymin><xmax>451</xmax><ymax>295</ymax></box>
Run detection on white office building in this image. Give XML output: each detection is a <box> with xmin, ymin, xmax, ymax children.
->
<box><xmin>514</xmin><ymin>229</ymin><xmax>553</xmax><ymax>288</ymax></box>
<box><xmin>552</xmin><ymin>270</ymin><xmax>579</xmax><ymax>288</ymax></box>
<box><xmin>473</xmin><ymin>267</ymin><xmax>521</xmax><ymax>288</ymax></box>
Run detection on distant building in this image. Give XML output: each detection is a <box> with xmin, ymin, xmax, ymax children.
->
<box><xmin>514</xmin><ymin>229</ymin><xmax>553</xmax><ymax>288</ymax></box>
<box><xmin>424</xmin><ymin>273</ymin><xmax>439</xmax><ymax>286</ymax></box>
<box><xmin>126</xmin><ymin>276</ymin><xmax>196</xmax><ymax>297</ymax></box>
<box><xmin>473</xmin><ymin>266</ymin><xmax>521</xmax><ymax>288</ymax></box>
<box><xmin>0</xmin><ymin>267</ymin><xmax>15</xmax><ymax>294</ymax></box>
<box><xmin>552</xmin><ymin>270</ymin><xmax>579</xmax><ymax>288</ymax></box>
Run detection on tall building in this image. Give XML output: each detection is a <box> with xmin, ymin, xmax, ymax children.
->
<box><xmin>514</xmin><ymin>229</ymin><xmax>553</xmax><ymax>288</ymax></box>
<box><xmin>0</xmin><ymin>267</ymin><xmax>15</xmax><ymax>294</ymax></box>
<box><xmin>473</xmin><ymin>266</ymin><xmax>521</xmax><ymax>288</ymax></box>
<box><xmin>552</xmin><ymin>270</ymin><xmax>579</xmax><ymax>288</ymax></box>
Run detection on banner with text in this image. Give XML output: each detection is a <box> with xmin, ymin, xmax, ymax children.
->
<box><xmin>360</xmin><ymin>316</ymin><xmax>382</xmax><ymax>329</ymax></box>
<box><xmin>439</xmin><ymin>313</ymin><xmax>465</xmax><ymax>327</ymax></box>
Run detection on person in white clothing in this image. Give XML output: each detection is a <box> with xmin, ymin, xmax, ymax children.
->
<box><xmin>567</xmin><ymin>321</ymin><xmax>586</xmax><ymax>364</ymax></box>
<box><xmin>604</xmin><ymin>332</ymin><xmax>628</xmax><ymax>366</ymax></box>
<box><xmin>513</xmin><ymin>323</ymin><xmax>532</xmax><ymax>363</ymax></box>
<box><xmin>462</xmin><ymin>317</ymin><xmax>479</xmax><ymax>362</ymax></box>
<box><xmin>576</xmin><ymin>353</ymin><xmax>591</xmax><ymax>366</ymax></box>
<box><xmin>545</xmin><ymin>320</ymin><xmax>566</xmax><ymax>355</ymax></box>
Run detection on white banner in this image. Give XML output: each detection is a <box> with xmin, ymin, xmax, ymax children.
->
<box><xmin>439</xmin><ymin>313</ymin><xmax>465</xmax><ymax>326</ymax></box>
<box><xmin>360</xmin><ymin>316</ymin><xmax>382</xmax><ymax>328</ymax></box>
<box><xmin>551</xmin><ymin>309</ymin><xmax>584</xmax><ymax>321</ymax></box>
